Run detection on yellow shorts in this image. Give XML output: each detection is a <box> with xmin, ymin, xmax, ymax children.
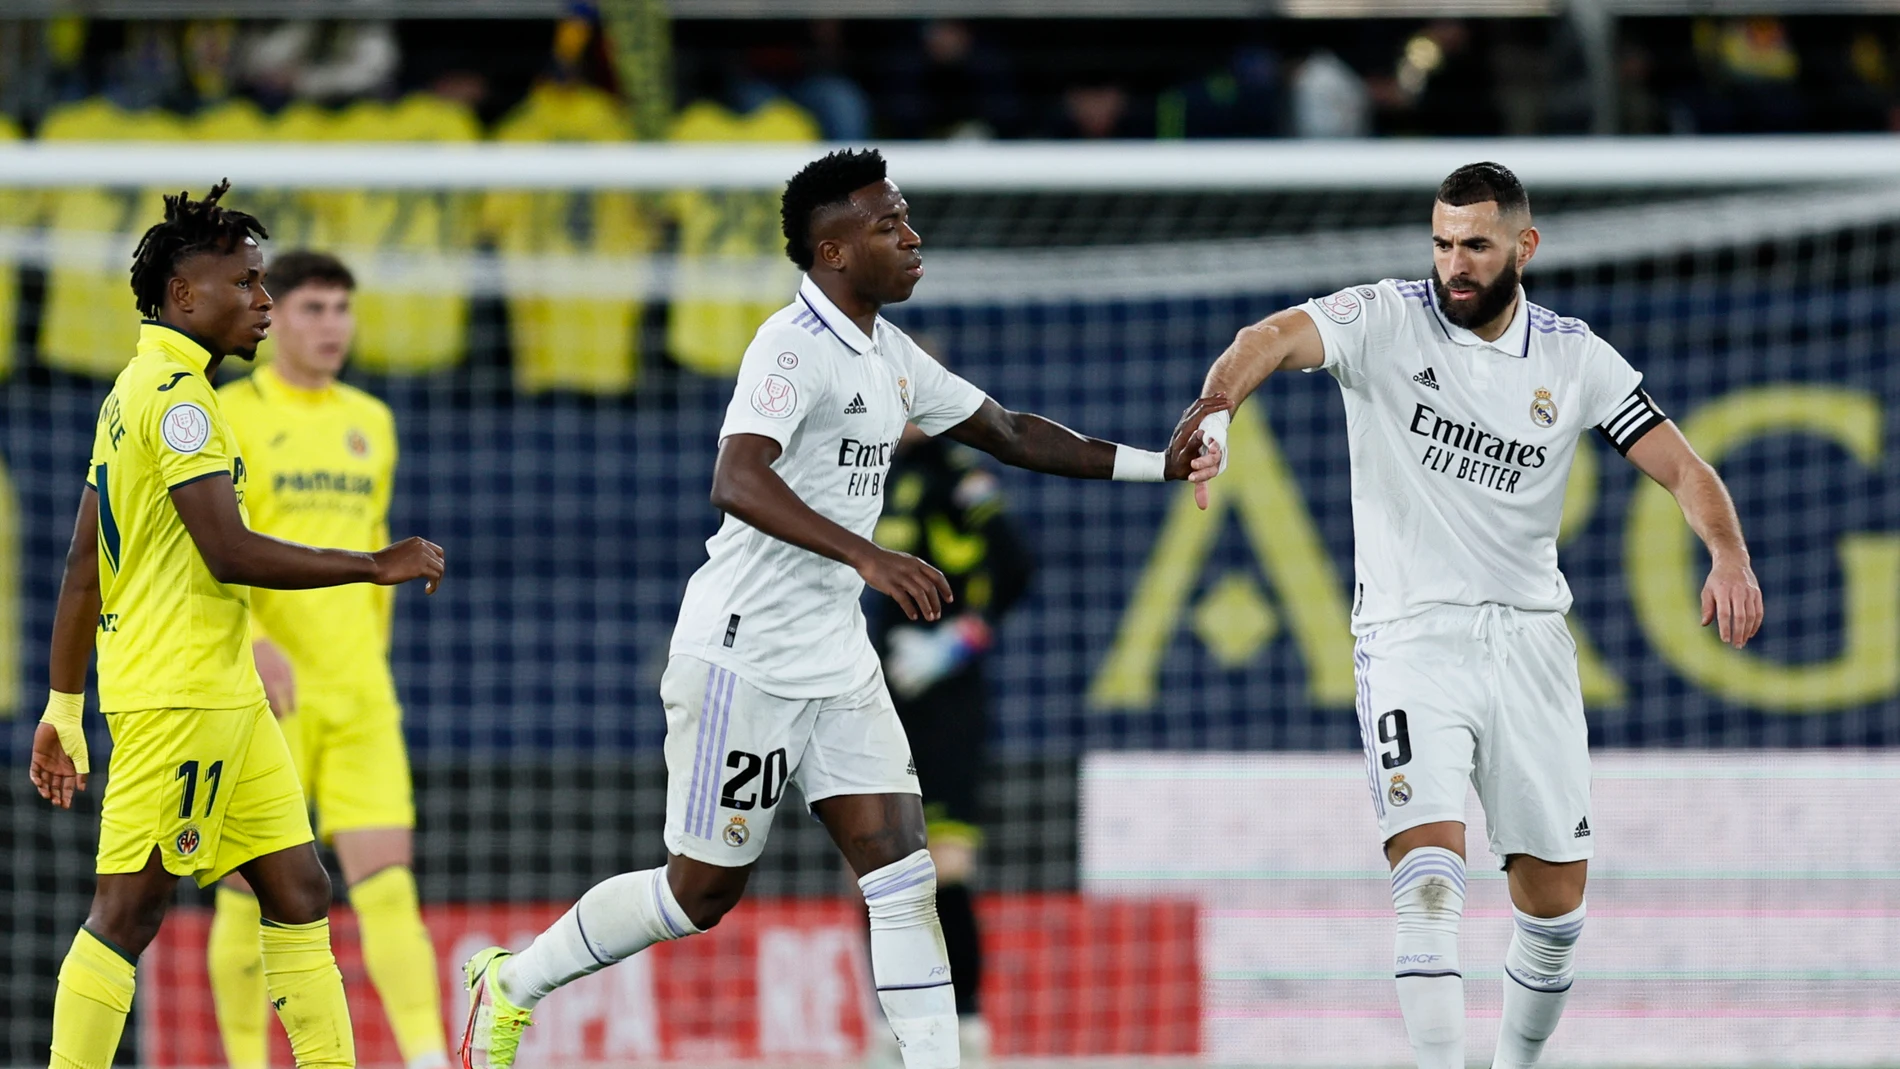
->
<box><xmin>281</xmin><ymin>685</ymin><xmax>415</xmax><ymax>840</ymax></box>
<box><xmin>98</xmin><ymin>700</ymin><xmax>312</xmax><ymax>887</ymax></box>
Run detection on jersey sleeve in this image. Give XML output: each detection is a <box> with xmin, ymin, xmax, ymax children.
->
<box><xmin>1584</xmin><ymin>337</ymin><xmax>1667</xmax><ymax>455</ymax></box>
<box><xmin>143</xmin><ymin>373</ymin><xmax>235</xmax><ymax>488</ymax></box>
<box><xmin>893</xmin><ymin>332</ymin><xmax>988</xmax><ymax>435</ymax></box>
<box><xmin>1299</xmin><ymin>280</ymin><xmax>1408</xmax><ymax>389</ymax></box>
<box><xmin>719</xmin><ymin>328</ymin><xmax>826</xmax><ymax>448</ymax></box>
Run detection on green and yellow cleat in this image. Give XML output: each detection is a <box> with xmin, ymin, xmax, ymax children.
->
<box><xmin>460</xmin><ymin>946</ymin><xmax>533</xmax><ymax>1069</ymax></box>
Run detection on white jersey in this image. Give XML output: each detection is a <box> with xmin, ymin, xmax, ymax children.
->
<box><xmin>672</xmin><ymin>275</ymin><xmax>989</xmax><ymax>697</ymax></box>
<box><xmin>1302</xmin><ymin>279</ymin><xmax>1665</xmax><ymax>634</ymax></box>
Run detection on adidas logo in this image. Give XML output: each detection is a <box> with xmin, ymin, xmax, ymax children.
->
<box><xmin>1573</xmin><ymin>817</ymin><xmax>1591</xmax><ymax>839</ymax></box>
<box><xmin>1413</xmin><ymin>367</ymin><xmax>1440</xmax><ymax>390</ymax></box>
<box><xmin>844</xmin><ymin>393</ymin><xmax>867</xmax><ymax>415</ymax></box>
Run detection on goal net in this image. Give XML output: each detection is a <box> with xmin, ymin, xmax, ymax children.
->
<box><xmin>0</xmin><ymin>135</ymin><xmax>1896</xmax><ymax>1067</ymax></box>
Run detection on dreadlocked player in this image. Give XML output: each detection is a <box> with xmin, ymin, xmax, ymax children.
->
<box><xmin>29</xmin><ymin>181</ymin><xmax>445</xmax><ymax>1069</ymax></box>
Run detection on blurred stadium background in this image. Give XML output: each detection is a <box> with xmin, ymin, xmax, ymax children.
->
<box><xmin>1</xmin><ymin>1</ymin><xmax>1898</xmax><ymax>1066</ymax></box>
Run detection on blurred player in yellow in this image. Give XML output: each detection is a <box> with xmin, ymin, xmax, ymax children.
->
<box><xmin>29</xmin><ymin>181</ymin><xmax>445</xmax><ymax>1069</ymax></box>
<box><xmin>207</xmin><ymin>250</ymin><xmax>450</xmax><ymax>1069</ymax></box>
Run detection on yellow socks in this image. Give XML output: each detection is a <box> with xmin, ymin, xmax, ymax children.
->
<box><xmin>259</xmin><ymin>918</ymin><xmax>356</xmax><ymax>1069</ymax></box>
<box><xmin>350</xmin><ymin>866</ymin><xmax>447</xmax><ymax>1067</ymax></box>
<box><xmin>50</xmin><ymin>929</ymin><xmax>136</xmax><ymax>1069</ymax></box>
<box><xmin>208</xmin><ymin>868</ymin><xmax>442</xmax><ymax>1068</ymax></box>
<box><xmin>208</xmin><ymin>886</ymin><xmax>270</xmax><ymax>1069</ymax></box>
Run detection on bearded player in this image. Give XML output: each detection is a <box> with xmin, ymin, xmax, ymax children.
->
<box><xmin>1188</xmin><ymin>162</ymin><xmax>1763</xmax><ymax>1069</ymax></box>
<box><xmin>30</xmin><ymin>182</ymin><xmax>444</xmax><ymax>1069</ymax></box>
<box><xmin>460</xmin><ymin>148</ymin><xmax>1227</xmax><ymax>1069</ymax></box>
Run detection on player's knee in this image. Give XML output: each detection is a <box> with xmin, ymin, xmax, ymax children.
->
<box><xmin>263</xmin><ymin>867</ymin><xmax>333</xmax><ymax>926</ymax></box>
<box><xmin>665</xmin><ymin>863</ymin><xmax>748</xmax><ymax>931</ymax></box>
<box><xmin>85</xmin><ymin>898</ymin><xmax>170</xmax><ymax>959</ymax></box>
<box><xmin>673</xmin><ymin>882</ymin><xmax>744</xmax><ymax>931</ymax></box>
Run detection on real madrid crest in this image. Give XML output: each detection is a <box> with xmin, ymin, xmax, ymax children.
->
<box><xmin>897</xmin><ymin>376</ymin><xmax>911</xmax><ymax>415</ymax></box>
<box><xmin>1530</xmin><ymin>387</ymin><xmax>1558</xmax><ymax>428</ymax></box>
<box><xmin>723</xmin><ymin>815</ymin><xmax>750</xmax><ymax>847</ymax></box>
<box><xmin>1388</xmin><ymin>774</ymin><xmax>1412</xmax><ymax>807</ymax></box>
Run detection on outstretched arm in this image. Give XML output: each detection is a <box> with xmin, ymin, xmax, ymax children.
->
<box><xmin>32</xmin><ymin>487</ymin><xmax>102</xmax><ymax>808</ymax></box>
<box><xmin>1189</xmin><ymin>307</ymin><xmax>1329</xmax><ymax>508</ymax></box>
<box><xmin>943</xmin><ymin>395</ymin><xmax>1230</xmax><ymax>481</ymax></box>
<box><xmin>711</xmin><ymin>433</ymin><xmax>953</xmax><ymax>622</ymax></box>
<box><xmin>1624</xmin><ymin>422</ymin><xmax>1763</xmax><ymax>648</ymax></box>
<box><xmin>1200</xmin><ymin>306</ymin><xmax>1329</xmax><ymax>410</ymax></box>
<box><xmin>170</xmin><ymin>474</ymin><xmax>444</xmax><ymax>593</ymax></box>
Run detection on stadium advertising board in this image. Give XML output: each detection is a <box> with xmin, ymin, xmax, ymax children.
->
<box><xmin>1081</xmin><ymin>751</ymin><xmax>1900</xmax><ymax>1067</ymax></box>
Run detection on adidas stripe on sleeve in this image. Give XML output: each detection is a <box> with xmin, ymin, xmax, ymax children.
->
<box><xmin>1595</xmin><ymin>387</ymin><xmax>1667</xmax><ymax>455</ymax></box>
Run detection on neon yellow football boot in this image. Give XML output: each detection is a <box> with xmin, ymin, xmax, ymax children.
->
<box><xmin>460</xmin><ymin>947</ymin><xmax>533</xmax><ymax>1069</ymax></box>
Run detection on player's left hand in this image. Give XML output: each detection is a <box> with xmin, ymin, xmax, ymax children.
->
<box><xmin>1701</xmin><ymin>555</ymin><xmax>1763</xmax><ymax>649</ymax></box>
<box><xmin>1164</xmin><ymin>394</ymin><xmax>1230</xmax><ymax>482</ymax></box>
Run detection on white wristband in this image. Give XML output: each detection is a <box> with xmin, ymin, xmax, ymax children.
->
<box><xmin>1112</xmin><ymin>444</ymin><xmax>1167</xmax><ymax>482</ymax></box>
<box><xmin>1197</xmin><ymin>409</ymin><xmax>1231</xmax><ymax>476</ymax></box>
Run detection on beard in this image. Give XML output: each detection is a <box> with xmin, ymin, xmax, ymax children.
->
<box><xmin>1432</xmin><ymin>259</ymin><xmax>1520</xmax><ymax>330</ymax></box>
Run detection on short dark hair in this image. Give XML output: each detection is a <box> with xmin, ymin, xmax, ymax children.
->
<box><xmin>1436</xmin><ymin>161</ymin><xmax>1530</xmax><ymax>217</ymax></box>
<box><xmin>781</xmin><ymin>148</ymin><xmax>889</xmax><ymax>271</ymax></box>
<box><xmin>129</xmin><ymin>179</ymin><xmax>269</xmax><ymax>319</ymax></box>
<box><xmin>267</xmin><ymin>249</ymin><xmax>356</xmax><ymax>297</ymax></box>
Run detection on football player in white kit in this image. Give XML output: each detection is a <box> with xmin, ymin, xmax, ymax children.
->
<box><xmin>459</xmin><ymin>148</ymin><xmax>1228</xmax><ymax>1069</ymax></box>
<box><xmin>1187</xmin><ymin>163</ymin><xmax>1764</xmax><ymax>1069</ymax></box>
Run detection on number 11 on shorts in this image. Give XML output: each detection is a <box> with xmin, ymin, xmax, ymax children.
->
<box><xmin>176</xmin><ymin>759</ymin><xmax>224</xmax><ymax>819</ymax></box>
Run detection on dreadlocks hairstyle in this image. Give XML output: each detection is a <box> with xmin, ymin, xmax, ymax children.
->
<box><xmin>129</xmin><ymin>179</ymin><xmax>269</xmax><ymax>319</ymax></box>
<box><xmin>780</xmin><ymin>148</ymin><xmax>889</xmax><ymax>271</ymax></box>
<box><xmin>1436</xmin><ymin>161</ymin><xmax>1530</xmax><ymax>217</ymax></box>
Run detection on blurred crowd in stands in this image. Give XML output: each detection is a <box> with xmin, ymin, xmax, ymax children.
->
<box><xmin>0</xmin><ymin>11</ymin><xmax>1896</xmax><ymax>142</ymax></box>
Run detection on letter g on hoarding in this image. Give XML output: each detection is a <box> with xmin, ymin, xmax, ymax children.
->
<box><xmin>1626</xmin><ymin>386</ymin><xmax>1899</xmax><ymax>711</ymax></box>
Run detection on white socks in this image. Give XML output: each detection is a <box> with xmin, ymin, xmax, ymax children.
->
<box><xmin>497</xmin><ymin>867</ymin><xmax>699</xmax><ymax>1008</ymax></box>
<box><xmin>1493</xmin><ymin>902</ymin><xmax>1585</xmax><ymax>1069</ymax></box>
<box><xmin>1391</xmin><ymin>846</ymin><xmax>1467</xmax><ymax>1069</ymax></box>
<box><xmin>861</xmin><ymin>849</ymin><xmax>958</xmax><ymax>1069</ymax></box>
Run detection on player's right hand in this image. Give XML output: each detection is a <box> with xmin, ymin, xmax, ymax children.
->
<box><xmin>31</xmin><ymin>692</ymin><xmax>89</xmax><ymax>809</ymax></box>
<box><xmin>373</xmin><ymin>537</ymin><xmax>446</xmax><ymax>594</ymax></box>
<box><xmin>1191</xmin><ymin>440</ymin><xmax>1225</xmax><ymax>511</ymax></box>
<box><xmin>253</xmin><ymin>637</ymin><xmax>297</xmax><ymax>717</ymax></box>
<box><xmin>858</xmin><ymin>548</ymin><xmax>953</xmax><ymax>623</ymax></box>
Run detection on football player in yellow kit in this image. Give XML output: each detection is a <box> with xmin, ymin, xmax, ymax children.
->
<box><xmin>208</xmin><ymin>251</ymin><xmax>449</xmax><ymax>1069</ymax></box>
<box><xmin>29</xmin><ymin>182</ymin><xmax>445</xmax><ymax>1069</ymax></box>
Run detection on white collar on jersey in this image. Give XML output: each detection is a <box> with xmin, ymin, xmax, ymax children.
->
<box><xmin>1433</xmin><ymin>284</ymin><xmax>1531</xmax><ymax>359</ymax></box>
<box><xmin>797</xmin><ymin>274</ymin><xmax>875</xmax><ymax>355</ymax></box>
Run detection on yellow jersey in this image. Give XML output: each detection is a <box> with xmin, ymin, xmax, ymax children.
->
<box><xmin>89</xmin><ymin>323</ymin><xmax>263</xmax><ymax>712</ymax></box>
<box><xmin>218</xmin><ymin>364</ymin><xmax>398</xmax><ymax>693</ymax></box>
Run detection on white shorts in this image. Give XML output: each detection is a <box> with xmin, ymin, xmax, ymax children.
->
<box><xmin>1352</xmin><ymin>604</ymin><xmax>1593</xmax><ymax>864</ymax></box>
<box><xmin>661</xmin><ymin>655</ymin><xmax>919</xmax><ymax>867</ymax></box>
